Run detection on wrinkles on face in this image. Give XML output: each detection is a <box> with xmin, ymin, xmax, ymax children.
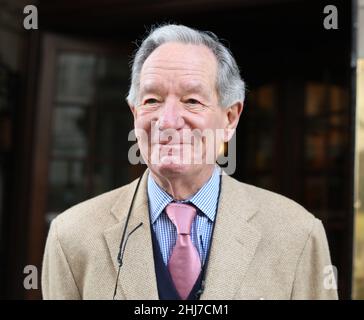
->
<box><xmin>133</xmin><ymin>42</ymin><xmax>225</xmax><ymax>185</ymax></box>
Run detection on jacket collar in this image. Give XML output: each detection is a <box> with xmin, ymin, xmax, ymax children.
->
<box><xmin>104</xmin><ymin>169</ymin><xmax>261</xmax><ymax>299</ymax></box>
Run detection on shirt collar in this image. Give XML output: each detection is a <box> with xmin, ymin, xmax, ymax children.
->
<box><xmin>148</xmin><ymin>166</ymin><xmax>221</xmax><ymax>224</ymax></box>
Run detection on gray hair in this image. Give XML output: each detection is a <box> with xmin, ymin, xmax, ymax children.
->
<box><xmin>126</xmin><ymin>24</ymin><xmax>245</xmax><ymax>108</ymax></box>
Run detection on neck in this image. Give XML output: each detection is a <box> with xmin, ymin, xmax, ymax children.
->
<box><xmin>150</xmin><ymin>165</ymin><xmax>216</xmax><ymax>200</ymax></box>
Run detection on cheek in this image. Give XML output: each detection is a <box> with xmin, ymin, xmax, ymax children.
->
<box><xmin>196</xmin><ymin>114</ymin><xmax>226</xmax><ymax>148</ymax></box>
<box><xmin>134</xmin><ymin>118</ymin><xmax>144</xmax><ymax>130</ymax></box>
<box><xmin>191</xmin><ymin>113</ymin><xmax>223</xmax><ymax>132</ymax></box>
<box><xmin>134</xmin><ymin>112</ymin><xmax>154</xmax><ymax>136</ymax></box>
<box><xmin>134</xmin><ymin>117</ymin><xmax>151</xmax><ymax>149</ymax></box>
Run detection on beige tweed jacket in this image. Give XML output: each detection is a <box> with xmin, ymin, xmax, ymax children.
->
<box><xmin>42</xmin><ymin>169</ymin><xmax>338</xmax><ymax>300</ymax></box>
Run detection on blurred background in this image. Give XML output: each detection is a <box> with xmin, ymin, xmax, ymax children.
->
<box><xmin>0</xmin><ymin>0</ymin><xmax>363</xmax><ymax>299</ymax></box>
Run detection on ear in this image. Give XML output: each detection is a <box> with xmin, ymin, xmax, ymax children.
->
<box><xmin>223</xmin><ymin>102</ymin><xmax>243</xmax><ymax>142</ymax></box>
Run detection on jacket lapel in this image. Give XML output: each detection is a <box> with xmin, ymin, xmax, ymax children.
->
<box><xmin>103</xmin><ymin>169</ymin><xmax>159</xmax><ymax>299</ymax></box>
<box><xmin>200</xmin><ymin>174</ymin><xmax>261</xmax><ymax>300</ymax></box>
<box><xmin>103</xmin><ymin>169</ymin><xmax>261</xmax><ymax>300</ymax></box>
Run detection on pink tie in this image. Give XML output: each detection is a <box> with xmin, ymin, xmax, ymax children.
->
<box><xmin>166</xmin><ymin>203</ymin><xmax>202</xmax><ymax>300</ymax></box>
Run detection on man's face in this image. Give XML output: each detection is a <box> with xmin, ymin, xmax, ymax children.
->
<box><xmin>130</xmin><ymin>42</ymin><xmax>228</xmax><ymax>179</ymax></box>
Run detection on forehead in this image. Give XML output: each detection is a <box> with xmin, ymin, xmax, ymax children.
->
<box><xmin>140</xmin><ymin>42</ymin><xmax>217</xmax><ymax>90</ymax></box>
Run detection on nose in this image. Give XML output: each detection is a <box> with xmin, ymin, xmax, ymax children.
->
<box><xmin>157</xmin><ymin>97</ymin><xmax>184</xmax><ymax>130</ymax></box>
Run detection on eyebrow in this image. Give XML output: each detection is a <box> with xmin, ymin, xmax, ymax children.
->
<box><xmin>181</xmin><ymin>82</ymin><xmax>211</xmax><ymax>101</ymax></box>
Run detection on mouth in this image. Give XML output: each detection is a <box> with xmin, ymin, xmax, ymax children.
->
<box><xmin>154</xmin><ymin>142</ymin><xmax>192</xmax><ymax>146</ymax></box>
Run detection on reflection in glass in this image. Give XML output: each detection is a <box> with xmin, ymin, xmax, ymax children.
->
<box><xmin>47</xmin><ymin>50</ymin><xmax>135</xmax><ymax>218</ymax></box>
<box><xmin>56</xmin><ymin>53</ymin><xmax>96</xmax><ymax>104</ymax></box>
<box><xmin>52</xmin><ymin>106</ymin><xmax>88</xmax><ymax>158</ymax></box>
<box><xmin>47</xmin><ymin>159</ymin><xmax>87</xmax><ymax>212</ymax></box>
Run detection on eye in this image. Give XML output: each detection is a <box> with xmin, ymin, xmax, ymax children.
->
<box><xmin>144</xmin><ymin>98</ymin><xmax>159</xmax><ymax>105</ymax></box>
<box><xmin>185</xmin><ymin>98</ymin><xmax>201</xmax><ymax>105</ymax></box>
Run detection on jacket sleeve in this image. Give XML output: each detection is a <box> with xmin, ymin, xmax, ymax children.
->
<box><xmin>41</xmin><ymin>219</ymin><xmax>81</xmax><ymax>300</ymax></box>
<box><xmin>291</xmin><ymin>218</ymin><xmax>338</xmax><ymax>300</ymax></box>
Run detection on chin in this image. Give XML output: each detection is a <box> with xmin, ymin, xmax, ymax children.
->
<box><xmin>153</xmin><ymin>159</ymin><xmax>192</xmax><ymax>177</ymax></box>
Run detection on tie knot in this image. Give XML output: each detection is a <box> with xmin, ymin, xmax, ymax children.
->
<box><xmin>165</xmin><ymin>203</ymin><xmax>196</xmax><ymax>235</ymax></box>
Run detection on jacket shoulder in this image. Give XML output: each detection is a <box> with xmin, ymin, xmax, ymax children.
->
<box><xmin>50</xmin><ymin>178</ymin><xmax>138</xmax><ymax>240</ymax></box>
<box><xmin>224</xmin><ymin>175</ymin><xmax>317</xmax><ymax>234</ymax></box>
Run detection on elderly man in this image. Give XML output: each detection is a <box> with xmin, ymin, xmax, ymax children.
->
<box><xmin>42</xmin><ymin>24</ymin><xmax>338</xmax><ymax>300</ymax></box>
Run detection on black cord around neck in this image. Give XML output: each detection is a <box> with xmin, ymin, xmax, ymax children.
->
<box><xmin>113</xmin><ymin>174</ymin><xmax>144</xmax><ymax>300</ymax></box>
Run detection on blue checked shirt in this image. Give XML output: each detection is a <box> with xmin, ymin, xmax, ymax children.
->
<box><xmin>147</xmin><ymin>166</ymin><xmax>221</xmax><ymax>266</ymax></box>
